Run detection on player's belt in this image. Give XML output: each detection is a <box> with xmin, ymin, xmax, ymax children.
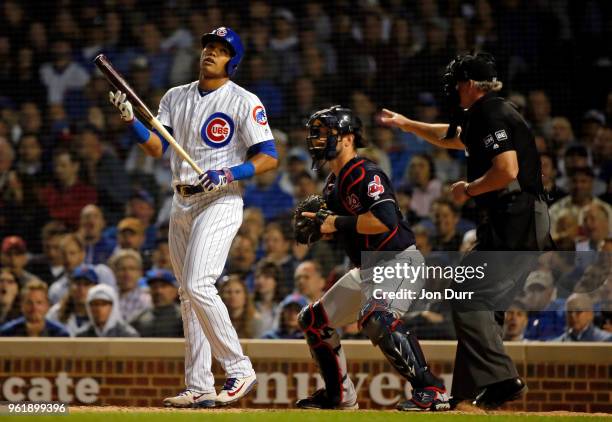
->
<box><xmin>175</xmin><ymin>184</ymin><xmax>204</xmax><ymax>197</ymax></box>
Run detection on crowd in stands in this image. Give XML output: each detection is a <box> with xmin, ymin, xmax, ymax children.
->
<box><xmin>0</xmin><ymin>1</ymin><xmax>610</xmax><ymax>341</ymax></box>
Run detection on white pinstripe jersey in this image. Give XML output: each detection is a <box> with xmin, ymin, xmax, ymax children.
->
<box><xmin>157</xmin><ymin>80</ymin><xmax>274</xmax><ymax>187</ymax></box>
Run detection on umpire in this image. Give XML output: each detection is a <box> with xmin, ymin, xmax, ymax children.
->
<box><xmin>381</xmin><ymin>52</ymin><xmax>552</xmax><ymax>408</ymax></box>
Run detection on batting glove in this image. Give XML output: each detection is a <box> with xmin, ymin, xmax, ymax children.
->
<box><xmin>198</xmin><ymin>168</ymin><xmax>234</xmax><ymax>192</ymax></box>
<box><xmin>109</xmin><ymin>90</ymin><xmax>134</xmax><ymax>122</ymax></box>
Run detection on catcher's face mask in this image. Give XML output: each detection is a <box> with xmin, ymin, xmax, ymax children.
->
<box><xmin>306</xmin><ymin>117</ymin><xmax>340</xmax><ymax>170</ymax></box>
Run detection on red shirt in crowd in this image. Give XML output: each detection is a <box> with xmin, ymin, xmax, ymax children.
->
<box><xmin>38</xmin><ymin>182</ymin><xmax>98</xmax><ymax>229</ymax></box>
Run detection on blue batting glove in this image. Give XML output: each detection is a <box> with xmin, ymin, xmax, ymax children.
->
<box><xmin>198</xmin><ymin>168</ymin><xmax>234</xmax><ymax>192</ymax></box>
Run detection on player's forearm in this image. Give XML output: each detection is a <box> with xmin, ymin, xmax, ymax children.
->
<box><xmin>357</xmin><ymin>212</ymin><xmax>390</xmax><ymax>234</ymax></box>
<box><xmin>403</xmin><ymin>120</ymin><xmax>464</xmax><ymax>150</ymax></box>
<box><xmin>129</xmin><ymin>118</ymin><xmax>164</xmax><ymax>158</ymax></box>
<box><xmin>250</xmin><ymin>153</ymin><xmax>278</xmax><ymax>174</ymax></box>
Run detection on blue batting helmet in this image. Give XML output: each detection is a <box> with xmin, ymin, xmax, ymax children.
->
<box><xmin>201</xmin><ymin>27</ymin><xmax>244</xmax><ymax>78</ymax></box>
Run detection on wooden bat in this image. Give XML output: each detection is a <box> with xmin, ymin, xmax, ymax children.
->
<box><xmin>94</xmin><ymin>54</ymin><xmax>203</xmax><ymax>175</ymax></box>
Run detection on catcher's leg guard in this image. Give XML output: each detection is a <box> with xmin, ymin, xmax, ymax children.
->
<box><xmin>298</xmin><ymin>301</ymin><xmax>356</xmax><ymax>406</ymax></box>
<box><xmin>360</xmin><ymin>299</ymin><xmax>444</xmax><ymax>389</ymax></box>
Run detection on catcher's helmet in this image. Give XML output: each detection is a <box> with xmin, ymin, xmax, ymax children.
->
<box><xmin>306</xmin><ymin>105</ymin><xmax>363</xmax><ymax>169</ymax></box>
<box><xmin>201</xmin><ymin>27</ymin><xmax>244</xmax><ymax>77</ymax></box>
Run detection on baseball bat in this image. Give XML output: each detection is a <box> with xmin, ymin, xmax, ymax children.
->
<box><xmin>94</xmin><ymin>54</ymin><xmax>203</xmax><ymax>175</ymax></box>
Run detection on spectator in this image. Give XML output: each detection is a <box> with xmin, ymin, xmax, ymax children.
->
<box><xmin>253</xmin><ymin>260</ymin><xmax>283</xmax><ymax>335</ymax></box>
<box><xmin>503</xmin><ymin>300</ymin><xmax>529</xmax><ymax>341</ymax></box>
<box><xmin>47</xmin><ymin>265</ymin><xmax>98</xmax><ymax>336</ymax></box>
<box><xmin>412</xmin><ymin>224</ymin><xmax>433</xmax><ymax>258</ymax></box>
<box><xmin>558</xmin><ymin>145</ymin><xmax>606</xmax><ymax>196</ymax></box>
<box><xmin>269</xmin><ymin>8</ymin><xmax>300</xmax><ymax>84</ymax></box>
<box><xmin>261</xmin><ymin>293</ymin><xmax>307</xmax><ymax>339</ymax></box>
<box><xmin>527</xmin><ymin>90</ymin><xmax>553</xmax><ymax>139</ymax></box>
<box><xmin>243</xmin><ymin>168</ymin><xmax>294</xmax><ymax>221</ymax></box>
<box><xmin>137</xmin><ymin>23</ymin><xmax>171</xmax><ymax>89</ymax></box>
<box><xmin>78</xmin><ymin>204</ymin><xmax>114</xmax><ymax>265</ymax></box>
<box><xmin>0</xmin><ymin>279</ymin><xmax>69</xmax><ymax>337</ymax></box>
<box><xmin>1</xmin><ymin>236</ymin><xmax>36</xmax><ymax>286</ymax></box>
<box><xmin>550</xmin><ymin>117</ymin><xmax>576</xmax><ymax>156</ymax></box>
<box><xmin>38</xmin><ymin>149</ymin><xmax>98</xmax><ymax>230</ymax></box>
<box><xmin>150</xmin><ymin>235</ymin><xmax>171</xmax><ymax>271</ymax></box>
<box><xmin>219</xmin><ymin>276</ymin><xmax>263</xmax><ymax>339</ymax></box>
<box><xmin>580</xmin><ymin>110</ymin><xmax>605</xmax><ymax>147</ymax></box>
<box><xmin>294</xmin><ymin>261</ymin><xmax>326</xmax><ymax>303</ymax></box>
<box><xmin>576</xmin><ymin>204</ymin><xmax>610</xmax><ymax>251</ymax></box>
<box><xmin>126</xmin><ymin>190</ymin><xmax>157</xmax><ymax>251</ymax></box>
<box><xmin>292</xmin><ymin>170</ymin><xmax>318</xmax><ymax>203</ymax></box>
<box><xmin>540</xmin><ymin>153</ymin><xmax>567</xmax><ymax>206</ymax></box>
<box><xmin>132</xmin><ymin>269</ymin><xmax>182</xmax><ymax>338</ymax></box>
<box><xmin>27</xmin><ymin>221</ymin><xmax>67</xmax><ymax>285</ymax></box>
<box><xmin>404</xmin><ymin>154</ymin><xmax>442</xmax><ymax>218</ymax></box>
<box><xmin>78</xmin><ymin>284</ymin><xmax>139</xmax><ymax>337</ymax></box>
<box><xmin>551</xmin><ymin>209</ymin><xmax>580</xmax><ymax>248</ymax></box>
<box><xmin>226</xmin><ymin>234</ymin><xmax>257</xmax><ymax>292</ymax></box>
<box><xmin>115</xmin><ymin>217</ymin><xmax>146</xmax><ymax>253</ymax></box>
<box><xmin>76</xmin><ymin>125</ymin><xmax>129</xmax><ymax>225</ymax></box>
<box><xmin>549</xmin><ymin>167</ymin><xmax>612</xmax><ymax>234</ymax></box>
<box><xmin>431</xmin><ymin>199</ymin><xmax>462</xmax><ymax>251</ymax></box>
<box><xmin>109</xmin><ymin>249</ymin><xmax>151</xmax><ymax>323</ymax></box>
<box><xmin>262</xmin><ymin>222</ymin><xmax>298</xmax><ymax>297</ymax></box>
<box><xmin>48</xmin><ymin>233</ymin><xmax>116</xmax><ymax>304</ymax></box>
<box><xmin>0</xmin><ymin>268</ymin><xmax>20</xmax><ymax>324</ymax></box>
<box><xmin>554</xmin><ymin>293</ymin><xmax>612</xmax><ymax>342</ymax></box>
<box><xmin>241</xmin><ymin>208</ymin><xmax>265</xmax><ymax>247</ymax></box>
<box><xmin>39</xmin><ymin>39</ymin><xmax>90</xmax><ymax>105</ymax></box>
<box><xmin>523</xmin><ymin>270</ymin><xmax>566</xmax><ymax>340</ymax></box>
<box><xmin>0</xmin><ymin>138</ymin><xmax>24</xmax><ymax>239</ymax></box>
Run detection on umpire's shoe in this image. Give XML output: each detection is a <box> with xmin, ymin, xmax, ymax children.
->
<box><xmin>163</xmin><ymin>389</ymin><xmax>217</xmax><ymax>408</ymax></box>
<box><xmin>215</xmin><ymin>374</ymin><xmax>257</xmax><ymax>406</ymax></box>
<box><xmin>296</xmin><ymin>389</ymin><xmax>359</xmax><ymax>410</ymax></box>
<box><xmin>472</xmin><ymin>377</ymin><xmax>527</xmax><ymax>409</ymax></box>
<box><xmin>397</xmin><ymin>387</ymin><xmax>451</xmax><ymax>411</ymax></box>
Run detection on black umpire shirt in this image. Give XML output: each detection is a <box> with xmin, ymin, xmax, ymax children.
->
<box><xmin>459</xmin><ymin>92</ymin><xmax>545</xmax><ymax>251</ymax></box>
<box><xmin>460</xmin><ymin>92</ymin><xmax>543</xmax><ymax>209</ymax></box>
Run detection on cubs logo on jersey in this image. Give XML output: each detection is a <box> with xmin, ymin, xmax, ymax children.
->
<box><xmin>252</xmin><ymin>105</ymin><xmax>267</xmax><ymax>126</ymax></box>
<box><xmin>367</xmin><ymin>175</ymin><xmax>385</xmax><ymax>200</ymax></box>
<box><xmin>216</xmin><ymin>27</ymin><xmax>227</xmax><ymax>36</ymax></box>
<box><xmin>201</xmin><ymin>112</ymin><xmax>235</xmax><ymax>148</ymax></box>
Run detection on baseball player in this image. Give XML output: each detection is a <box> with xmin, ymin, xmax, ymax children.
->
<box><xmin>294</xmin><ymin>106</ymin><xmax>449</xmax><ymax>411</ymax></box>
<box><xmin>109</xmin><ymin>27</ymin><xmax>278</xmax><ymax>407</ymax></box>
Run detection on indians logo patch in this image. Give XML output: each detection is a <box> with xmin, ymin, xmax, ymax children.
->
<box><xmin>367</xmin><ymin>175</ymin><xmax>385</xmax><ymax>200</ymax></box>
<box><xmin>253</xmin><ymin>105</ymin><xmax>268</xmax><ymax>125</ymax></box>
<box><xmin>201</xmin><ymin>112</ymin><xmax>234</xmax><ymax>148</ymax></box>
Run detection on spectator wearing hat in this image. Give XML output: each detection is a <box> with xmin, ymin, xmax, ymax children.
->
<box><xmin>0</xmin><ymin>268</ymin><xmax>20</xmax><ymax>325</ymax></box>
<box><xmin>261</xmin><ymin>294</ymin><xmax>307</xmax><ymax>339</ymax></box>
<box><xmin>550</xmin><ymin>167</ymin><xmax>612</xmax><ymax>235</ymax></box>
<box><xmin>132</xmin><ymin>269</ymin><xmax>182</xmax><ymax>337</ymax></box>
<box><xmin>0</xmin><ymin>279</ymin><xmax>69</xmax><ymax>337</ymax></box>
<box><xmin>38</xmin><ymin>149</ymin><xmax>98</xmax><ymax>230</ymax></box>
<box><xmin>503</xmin><ymin>300</ymin><xmax>529</xmax><ymax>341</ymax></box>
<box><xmin>78</xmin><ymin>204</ymin><xmax>115</xmax><ymax>265</ymax></box>
<box><xmin>47</xmin><ymin>264</ymin><xmax>99</xmax><ymax>336</ymax></box>
<box><xmin>523</xmin><ymin>270</ymin><xmax>566</xmax><ymax>340</ymax></box>
<box><xmin>1</xmin><ymin>236</ymin><xmax>37</xmax><ymax>286</ymax></box>
<box><xmin>78</xmin><ymin>284</ymin><xmax>139</xmax><ymax>337</ymax></box>
<box><xmin>554</xmin><ymin>293</ymin><xmax>612</xmax><ymax>342</ymax></box>
<box><xmin>48</xmin><ymin>233</ymin><xmax>116</xmax><ymax>305</ymax></box>
<box><xmin>115</xmin><ymin>217</ymin><xmax>146</xmax><ymax>253</ymax></box>
<box><xmin>126</xmin><ymin>190</ymin><xmax>157</xmax><ymax>252</ymax></box>
<box><xmin>109</xmin><ymin>249</ymin><xmax>151</xmax><ymax>323</ymax></box>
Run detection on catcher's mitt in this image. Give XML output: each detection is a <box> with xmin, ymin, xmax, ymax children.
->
<box><xmin>293</xmin><ymin>195</ymin><xmax>333</xmax><ymax>244</ymax></box>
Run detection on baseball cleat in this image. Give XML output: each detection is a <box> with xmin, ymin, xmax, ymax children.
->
<box><xmin>163</xmin><ymin>389</ymin><xmax>217</xmax><ymax>408</ymax></box>
<box><xmin>472</xmin><ymin>377</ymin><xmax>527</xmax><ymax>409</ymax></box>
<box><xmin>397</xmin><ymin>386</ymin><xmax>451</xmax><ymax>411</ymax></box>
<box><xmin>215</xmin><ymin>374</ymin><xmax>257</xmax><ymax>406</ymax></box>
<box><xmin>295</xmin><ymin>388</ymin><xmax>359</xmax><ymax>410</ymax></box>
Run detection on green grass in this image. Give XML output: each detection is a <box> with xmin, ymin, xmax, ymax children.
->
<box><xmin>6</xmin><ymin>411</ymin><xmax>607</xmax><ymax>422</ymax></box>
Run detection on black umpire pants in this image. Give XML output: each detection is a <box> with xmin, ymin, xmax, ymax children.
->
<box><xmin>450</xmin><ymin>192</ymin><xmax>551</xmax><ymax>400</ymax></box>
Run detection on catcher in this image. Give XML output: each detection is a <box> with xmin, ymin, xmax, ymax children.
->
<box><xmin>293</xmin><ymin>106</ymin><xmax>449</xmax><ymax>411</ymax></box>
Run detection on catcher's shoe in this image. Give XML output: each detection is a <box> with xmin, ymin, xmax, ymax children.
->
<box><xmin>396</xmin><ymin>387</ymin><xmax>451</xmax><ymax>411</ymax></box>
<box><xmin>296</xmin><ymin>388</ymin><xmax>359</xmax><ymax>410</ymax></box>
<box><xmin>215</xmin><ymin>374</ymin><xmax>257</xmax><ymax>406</ymax></box>
<box><xmin>163</xmin><ymin>389</ymin><xmax>217</xmax><ymax>408</ymax></box>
